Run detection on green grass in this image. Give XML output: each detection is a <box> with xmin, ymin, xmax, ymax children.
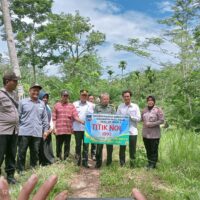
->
<box><xmin>99</xmin><ymin>129</ymin><xmax>200</xmax><ymax>200</ymax></box>
<box><xmin>4</xmin><ymin>129</ymin><xmax>200</xmax><ymax>199</ymax></box>
<box><xmin>9</xmin><ymin>136</ymin><xmax>79</xmax><ymax>199</ymax></box>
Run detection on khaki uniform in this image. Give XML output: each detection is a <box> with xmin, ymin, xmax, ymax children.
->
<box><xmin>0</xmin><ymin>88</ymin><xmax>19</xmax><ymax>177</ymax></box>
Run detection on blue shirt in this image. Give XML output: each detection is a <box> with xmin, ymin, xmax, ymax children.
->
<box><xmin>18</xmin><ymin>98</ymin><xmax>49</xmax><ymax>137</ymax></box>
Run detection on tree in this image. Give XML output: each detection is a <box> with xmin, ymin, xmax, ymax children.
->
<box><xmin>39</xmin><ymin>12</ymin><xmax>105</xmax><ymax>78</ymax></box>
<box><xmin>118</xmin><ymin>60</ymin><xmax>127</xmax><ymax>79</ymax></box>
<box><xmin>0</xmin><ymin>0</ymin><xmax>20</xmax><ymax>77</ymax></box>
<box><xmin>1</xmin><ymin>0</ymin><xmax>53</xmax><ymax>83</ymax></box>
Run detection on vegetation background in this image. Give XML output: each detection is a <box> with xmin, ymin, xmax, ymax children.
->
<box><xmin>0</xmin><ymin>0</ymin><xmax>200</xmax><ymax>199</ymax></box>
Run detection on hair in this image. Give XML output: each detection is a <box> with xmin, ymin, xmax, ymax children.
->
<box><xmin>122</xmin><ymin>90</ymin><xmax>132</xmax><ymax>97</ymax></box>
<box><xmin>100</xmin><ymin>93</ymin><xmax>110</xmax><ymax>99</ymax></box>
<box><xmin>88</xmin><ymin>94</ymin><xmax>93</xmax><ymax>97</ymax></box>
<box><xmin>80</xmin><ymin>89</ymin><xmax>88</xmax><ymax>94</ymax></box>
<box><xmin>147</xmin><ymin>95</ymin><xmax>156</xmax><ymax>103</ymax></box>
<box><xmin>3</xmin><ymin>77</ymin><xmax>7</xmax><ymax>86</ymax></box>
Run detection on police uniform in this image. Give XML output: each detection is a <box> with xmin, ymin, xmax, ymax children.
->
<box><xmin>94</xmin><ymin>104</ymin><xmax>115</xmax><ymax>168</ymax></box>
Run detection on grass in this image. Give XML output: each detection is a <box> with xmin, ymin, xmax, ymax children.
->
<box><xmin>8</xmin><ymin>136</ymin><xmax>80</xmax><ymax>199</ymax></box>
<box><xmin>99</xmin><ymin>128</ymin><xmax>200</xmax><ymax>200</ymax></box>
<box><xmin>4</xmin><ymin>128</ymin><xmax>200</xmax><ymax>199</ymax></box>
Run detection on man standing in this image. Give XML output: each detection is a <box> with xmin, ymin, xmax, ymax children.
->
<box><xmin>0</xmin><ymin>72</ymin><xmax>20</xmax><ymax>184</ymax></box>
<box><xmin>73</xmin><ymin>90</ymin><xmax>94</xmax><ymax>168</ymax></box>
<box><xmin>17</xmin><ymin>84</ymin><xmax>49</xmax><ymax>173</ymax></box>
<box><xmin>94</xmin><ymin>93</ymin><xmax>115</xmax><ymax>168</ymax></box>
<box><xmin>88</xmin><ymin>94</ymin><xmax>96</xmax><ymax>161</ymax></box>
<box><xmin>117</xmin><ymin>90</ymin><xmax>141</xmax><ymax>167</ymax></box>
<box><xmin>53</xmin><ymin>90</ymin><xmax>84</xmax><ymax>161</ymax></box>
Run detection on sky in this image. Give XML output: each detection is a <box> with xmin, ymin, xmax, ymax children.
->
<box><xmin>0</xmin><ymin>0</ymin><xmax>176</xmax><ymax>78</ymax></box>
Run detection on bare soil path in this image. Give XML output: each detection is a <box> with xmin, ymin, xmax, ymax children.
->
<box><xmin>69</xmin><ymin>147</ymin><xmax>107</xmax><ymax>198</ymax></box>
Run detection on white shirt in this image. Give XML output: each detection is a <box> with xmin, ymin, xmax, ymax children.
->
<box><xmin>117</xmin><ymin>103</ymin><xmax>141</xmax><ymax>135</ymax></box>
<box><xmin>73</xmin><ymin>100</ymin><xmax>95</xmax><ymax>131</ymax></box>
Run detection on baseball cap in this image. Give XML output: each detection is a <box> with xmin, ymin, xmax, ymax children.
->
<box><xmin>30</xmin><ymin>83</ymin><xmax>42</xmax><ymax>90</ymax></box>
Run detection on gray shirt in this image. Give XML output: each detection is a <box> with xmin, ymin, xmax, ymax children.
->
<box><xmin>19</xmin><ymin>98</ymin><xmax>49</xmax><ymax>137</ymax></box>
<box><xmin>0</xmin><ymin>88</ymin><xmax>19</xmax><ymax>135</ymax></box>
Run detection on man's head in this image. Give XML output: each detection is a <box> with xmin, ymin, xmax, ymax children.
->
<box><xmin>29</xmin><ymin>84</ymin><xmax>42</xmax><ymax>101</ymax></box>
<box><xmin>122</xmin><ymin>90</ymin><xmax>132</xmax><ymax>105</ymax></box>
<box><xmin>88</xmin><ymin>94</ymin><xmax>95</xmax><ymax>103</ymax></box>
<box><xmin>3</xmin><ymin>72</ymin><xmax>20</xmax><ymax>91</ymax></box>
<box><xmin>100</xmin><ymin>93</ymin><xmax>110</xmax><ymax>106</ymax></box>
<box><xmin>60</xmin><ymin>90</ymin><xmax>69</xmax><ymax>103</ymax></box>
<box><xmin>80</xmin><ymin>89</ymin><xmax>88</xmax><ymax>103</ymax></box>
<box><xmin>147</xmin><ymin>95</ymin><xmax>155</xmax><ymax>108</ymax></box>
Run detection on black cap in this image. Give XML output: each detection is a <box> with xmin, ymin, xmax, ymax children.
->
<box><xmin>30</xmin><ymin>83</ymin><xmax>42</xmax><ymax>90</ymax></box>
<box><xmin>3</xmin><ymin>72</ymin><xmax>20</xmax><ymax>81</ymax></box>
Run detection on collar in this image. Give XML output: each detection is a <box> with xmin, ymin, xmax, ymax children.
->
<box><xmin>123</xmin><ymin>102</ymin><xmax>133</xmax><ymax>107</ymax></box>
<box><xmin>28</xmin><ymin>97</ymin><xmax>40</xmax><ymax>103</ymax></box>
<box><xmin>79</xmin><ymin>100</ymin><xmax>88</xmax><ymax>106</ymax></box>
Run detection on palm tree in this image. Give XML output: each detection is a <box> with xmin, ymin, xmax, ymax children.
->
<box><xmin>107</xmin><ymin>69</ymin><xmax>114</xmax><ymax>81</ymax></box>
<box><xmin>118</xmin><ymin>60</ymin><xmax>127</xmax><ymax>79</ymax></box>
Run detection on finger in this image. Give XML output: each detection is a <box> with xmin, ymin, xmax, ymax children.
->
<box><xmin>132</xmin><ymin>188</ymin><xmax>146</xmax><ymax>200</ymax></box>
<box><xmin>18</xmin><ymin>174</ymin><xmax>38</xmax><ymax>200</ymax></box>
<box><xmin>55</xmin><ymin>191</ymin><xmax>68</xmax><ymax>200</ymax></box>
<box><xmin>32</xmin><ymin>175</ymin><xmax>58</xmax><ymax>200</ymax></box>
<box><xmin>0</xmin><ymin>176</ymin><xmax>10</xmax><ymax>200</ymax></box>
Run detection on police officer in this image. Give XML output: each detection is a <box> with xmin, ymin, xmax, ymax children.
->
<box><xmin>94</xmin><ymin>93</ymin><xmax>115</xmax><ymax>168</ymax></box>
<box><xmin>0</xmin><ymin>72</ymin><xmax>20</xmax><ymax>184</ymax></box>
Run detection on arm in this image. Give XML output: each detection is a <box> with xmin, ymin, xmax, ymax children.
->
<box><xmin>146</xmin><ymin>108</ymin><xmax>164</xmax><ymax>128</ymax></box>
<box><xmin>42</xmin><ymin>105</ymin><xmax>49</xmax><ymax>139</ymax></box>
<box><xmin>18</xmin><ymin>100</ymin><xmax>23</xmax><ymax>124</ymax></box>
<box><xmin>116</xmin><ymin>106</ymin><xmax>121</xmax><ymax>115</ymax></box>
<box><xmin>129</xmin><ymin>105</ymin><xmax>141</xmax><ymax>122</ymax></box>
<box><xmin>72</xmin><ymin>105</ymin><xmax>84</xmax><ymax>124</ymax></box>
<box><xmin>52</xmin><ymin>105</ymin><xmax>57</xmax><ymax>132</ymax></box>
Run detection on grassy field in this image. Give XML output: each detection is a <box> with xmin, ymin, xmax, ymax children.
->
<box><xmin>7</xmin><ymin>129</ymin><xmax>200</xmax><ymax>199</ymax></box>
<box><xmin>99</xmin><ymin>128</ymin><xmax>200</xmax><ymax>200</ymax></box>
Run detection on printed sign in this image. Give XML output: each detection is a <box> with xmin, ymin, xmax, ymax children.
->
<box><xmin>84</xmin><ymin>114</ymin><xmax>130</xmax><ymax>145</ymax></box>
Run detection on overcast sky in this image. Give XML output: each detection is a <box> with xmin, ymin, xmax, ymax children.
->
<box><xmin>0</xmin><ymin>0</ymin><xmax>177</xmax><ymax>78</ymax></box>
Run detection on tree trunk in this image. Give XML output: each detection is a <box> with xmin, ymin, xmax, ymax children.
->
<box><xmin>1</xmin><ymin>0</ymin><xmax>21</xmax><ymax>77</ymax></box>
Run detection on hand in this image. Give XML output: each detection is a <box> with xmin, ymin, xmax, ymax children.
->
<box><xmin>0</xmin><ymin>175</ymin><xmax>67</xmax><ymax>200</ymax></box>
<box><xmin>132</xmin><ymin>188</ymin><xmax>146</xmax><ymax>200</ymax></box>
<box><xmin>53</xmin><ymin>128</ymin><xmax>57</xmax><ymax>134</ymax></box>
<box><xmin>81</xmin><ymin>120</ymin><xmax>85</xmax><ymax>125</ymax></box>
<box><xmin>43</xmin><ymin>132</ymin><xmax>48</xmax><ymax>140</ymax></box>
<box><xmin>144</xmin><ymin>122</ymin><xmax>153</xmax><ymax>128</ymax></box>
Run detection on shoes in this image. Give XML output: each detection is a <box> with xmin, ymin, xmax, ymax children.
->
<box><xmin>95</xmin><ymin>164</ymin><xmax>101</xmax><ymax>169</ymax></box>
<box><xmin>83</xmin><ymin>164</ymin><xmax>90</xmax><ymax>168</ymax></box>
<box><xmin>91</xmin><ymin>155</ymin><xmax>96</xmax><ymax>161</ymax></box>
<box><xmin>82</xmin><ymin>161</ymin><xmax>90</xmax><ymax>168</ymax></box>
<box><xmin>106</xmin><ymin>161</ymin><xmax>112</xmax><ymax>166</ymax></box>
<box><xmin>146</xmin><ymin>163</ymin><xmax>156</xmax><ymax>170</ymax></box>
<box><xmin>7</xmin><ymin>176</ymin><xmax>18</xmax><ymax>185</ymax></box>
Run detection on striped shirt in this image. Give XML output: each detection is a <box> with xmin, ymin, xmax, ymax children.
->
<box><xmin>52</xmin><ymin>102</ymin><xmax>78</xmax><ymax>135</ymax></box>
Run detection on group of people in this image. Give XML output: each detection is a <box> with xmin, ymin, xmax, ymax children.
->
<box><xmin>0</xmin><ymin>71</ymin><xmax>164</xmax><ymax>185</ymax></box>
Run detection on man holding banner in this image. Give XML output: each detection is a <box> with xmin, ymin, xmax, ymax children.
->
<box><xmin>117</xmin><ymin>90</ymin><xmax>141</xmax><ymax>167</ymax></box>
<box><xmin>93</xmin><ymin>93</ymin><xmax>115</xmax><ymax>168</ymax></box>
